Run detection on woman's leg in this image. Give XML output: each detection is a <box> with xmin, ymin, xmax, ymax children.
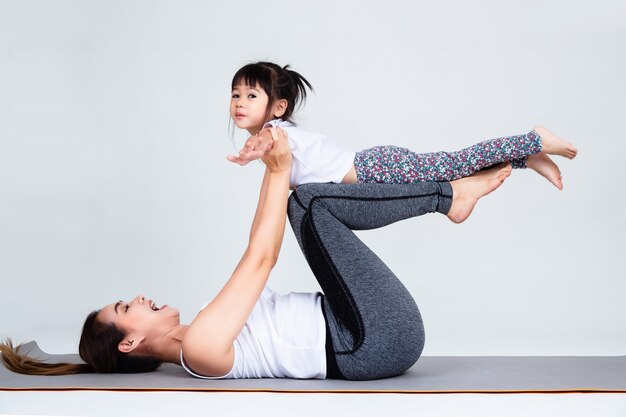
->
<box><xmin>288</xmin><ymin>181</ymin><xmax>453</xmax><ymax>380</ymax></box>
<box><xmin>354</xmin><ymin>130</ymin><xmax>541</xmax><ymax>183</ymax></box>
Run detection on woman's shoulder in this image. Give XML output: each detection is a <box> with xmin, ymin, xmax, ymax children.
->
<box><xmin>179</xmin><ymin>287</ymin><xmax>279</xmax><ymax>376</ymax></box>
<box><xmin>181</xmin><ymin>330</ymin><xmax>235</xmax><ymax>378</ymax></box>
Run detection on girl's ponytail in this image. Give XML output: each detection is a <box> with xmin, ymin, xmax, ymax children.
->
<box><xmin>281</xmin><ymin>64</ymin><xmax>314</xmax><ymax>116</ymax></box>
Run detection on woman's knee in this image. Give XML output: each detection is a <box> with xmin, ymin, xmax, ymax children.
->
<box><xmin>292</xmin><ymin>182</ymin><xmax>357</xmax><ymax>210</ymax></box>
<box><xmin>291</xmin><ymin>183</ymin><xmax>328</xmax><ymax>208</ymax></box>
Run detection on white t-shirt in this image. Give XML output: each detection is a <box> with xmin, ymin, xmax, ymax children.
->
<box><xmin>181</xmin><ymin>287</ymin><xmax>327</xmax><ymax>379</ymax></box>
<box><xmin>264</xmin><ymin>119</ymin><xmax>356</xmax><ymax>187</ymax></box>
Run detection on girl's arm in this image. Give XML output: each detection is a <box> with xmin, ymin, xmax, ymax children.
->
<box><xmin>182</xmin><ymin>128</ymin><xmax>291</xmax><ymax>376</ymax></box>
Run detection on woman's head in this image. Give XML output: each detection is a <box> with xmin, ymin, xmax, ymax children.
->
<box><xmin>230</xmin><ymin>61</ymin><xmax>313</xmax><ymax>133</ymax></box>
<box><xmin>85</xmin><ymin>294</ymin><xmax>179</xmax><ymax>372</ymax></box>
<box><xmin>78</xmin><ymin>308</ymin><xmax>162</xmax><ymax>373</ymax></box>
<box><xmin>0</xmin><ymin>294</ymin><xmax>173</xmax><ymax>375</ymax></box>
<box><xmin>0</xmin><ymin>294</ymin><xmax>177</xmax><ymax>376</ymax></box>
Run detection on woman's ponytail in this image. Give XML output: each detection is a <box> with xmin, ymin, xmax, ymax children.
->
<box><xmin>0</xmin><ymin>339</ymin><xmax>93</xmax><ymax>376</ymax></box>
<box><xmin>1</xmin><ymin>309</ymin><xmax>162</xmax><ymax>376</ymax></box>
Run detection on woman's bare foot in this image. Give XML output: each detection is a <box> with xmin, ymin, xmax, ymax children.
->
<box><xmin>534</xmin><ymin>126</ymin><xmax>578</xmax><ymax>159</ymax></box>
<box><xmin>447</xmin><ymin>163</ymin><xmax>512</xmax><ymax>224</ymax></box>
<box><xmin>527</xmin><ymin>152</ymin><xmax>563</xmax><ymax>190</ymax></box>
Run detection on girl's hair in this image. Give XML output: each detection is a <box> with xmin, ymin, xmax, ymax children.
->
<box><xmin>231</xmin><ymin>61</ymin><xmax>314</xmax><ymax>124</ymax></box>
<box><xmin>0</xmin><ymin>311</ymin><xmax>162</xmax><ymax>375</ymax></box>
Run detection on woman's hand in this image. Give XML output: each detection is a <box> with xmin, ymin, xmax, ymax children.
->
<box><xmin>261</xmin><ymin>127</ymin><xmax>292</xmax><ymax>173</ymax></box>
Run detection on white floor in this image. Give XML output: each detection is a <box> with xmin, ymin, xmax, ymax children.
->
<box><xmin>1</xmin><ymin>392</ymin><xmax>625</xmax><ymax>417</ymax></box>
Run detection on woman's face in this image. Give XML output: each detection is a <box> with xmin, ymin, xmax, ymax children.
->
<box><xmin>98</xmin><ymin>295</ymin><xmax>180</xmax><ymax>347</ymax></box>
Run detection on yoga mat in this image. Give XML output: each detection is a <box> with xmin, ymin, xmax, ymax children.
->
<box><xmin>1</xmin><ymin>342</ymin><xmax>624</xmax><ymax>393</ymax></box>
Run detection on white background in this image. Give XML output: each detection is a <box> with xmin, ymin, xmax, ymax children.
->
<box><xmin>1</xmin><ymin>0</ymin><xmax>625</xmax><ymax>361</ymax></box>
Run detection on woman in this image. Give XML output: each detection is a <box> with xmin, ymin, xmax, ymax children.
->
<box><xmin>1</xmin><ymin>127</ymin><xmax>513</xmax><ymax>380</ymax></box>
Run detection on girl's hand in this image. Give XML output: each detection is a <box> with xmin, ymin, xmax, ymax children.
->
<box><xmin>261</xmin><ymin>127</ymin><xmax>292</xmax><ymax>173</ymax></box>
<box><xmin>227</xmin><ymin>129</ymin><xmax>274</xmax><ymax>166</ymax></box>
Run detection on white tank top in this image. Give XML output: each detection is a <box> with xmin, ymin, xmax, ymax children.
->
<box><xmin>181</xmin><ymin>287</ymin><xmax>327</xmax><ymax>379</ymax></box>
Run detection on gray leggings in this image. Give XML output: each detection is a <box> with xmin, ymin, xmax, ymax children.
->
<box><xmin>287</xmin><ymin>181</ymin><xmax>453</xmax><ymax>380</ymax></box>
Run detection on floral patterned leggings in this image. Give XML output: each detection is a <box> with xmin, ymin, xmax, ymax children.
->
<box><xmin>354</xmin><ymin>130</ymin><xmax>542</xmax><ymax>183</ymax></box>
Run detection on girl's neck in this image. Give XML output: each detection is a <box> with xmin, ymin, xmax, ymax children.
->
<box><xmin>247</xmin><ymin>118</ymin><xmax>282</xmax><ymax>135</ymax></box>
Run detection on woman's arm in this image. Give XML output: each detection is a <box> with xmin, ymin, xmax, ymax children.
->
<box><xmin>248</xmin><ymin>162</ymin><xmax>270</xmax><ymax>241</ymax></box>
<box><xmin>182</xmin><ymin>128</ymin><xmax>291</xmax><ymax>376</ymax></box>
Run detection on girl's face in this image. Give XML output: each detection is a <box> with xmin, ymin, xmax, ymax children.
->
<box><xmin>98</xmin><ymin>294</ymin><xmax>180</xmax><ymax>353</ymax></box>
<box><xmin>230</xmin><ymin>83</ymin><xmax>270</xmax><ymax>134</ymax></box>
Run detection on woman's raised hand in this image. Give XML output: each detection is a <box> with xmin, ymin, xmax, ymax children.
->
<box><xmin>261</xmin><ymin>127</ymin><xmax>292</xmax><ymax>173</ymax></box>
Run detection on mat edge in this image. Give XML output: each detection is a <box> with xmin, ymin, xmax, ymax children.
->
<box><xmin>1</xmin><ymin>387</ymin><xmax>625</xmax><ymax>394</ymax></box>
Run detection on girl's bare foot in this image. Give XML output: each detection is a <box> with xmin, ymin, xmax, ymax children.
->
<box><xmin>534</xmin><ymin>126</ymin><xmax>578</xmax><ymax>159</ymax></box>
<box><xmin>527</xmin><ymin>152</ymin><xmax>563</xmax><ymax>190</ymax></box>
<box><xmin>447</xmin><ymin>163</ymin><xmax>512</xmax><ymax>224</ymax></box>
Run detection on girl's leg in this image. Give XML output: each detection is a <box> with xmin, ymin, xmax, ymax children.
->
<box><xmin>288</xmin><ymin>181</ymin><xmax>453</xmax><ymax>380</ymax></box>
<box><xmin>355</xmin><ymin>130</ymin><xmax>541</xmax><ymax>183</ymax></box>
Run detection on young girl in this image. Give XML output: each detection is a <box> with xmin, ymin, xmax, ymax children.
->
<box><xmin>227</xmin><ymin>61</ymin><xmax>577</xmax><ymax>190</ymax></box>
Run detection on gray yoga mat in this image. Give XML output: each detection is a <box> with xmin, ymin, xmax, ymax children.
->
<box><xmin>1</xmin><ymin>342</ymin><xmax>624</xmax><ymax>393</ymax></box>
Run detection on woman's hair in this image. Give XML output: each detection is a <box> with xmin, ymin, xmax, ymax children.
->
<box><xmin>0</xmin><ymin>310</ymin><xmax>162</xmax><ymax>375</ymax></box>
<box><xmin>231</xmin><ymin>61</ymin><xmax>314</xmax><ymax>124</ymax></box>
